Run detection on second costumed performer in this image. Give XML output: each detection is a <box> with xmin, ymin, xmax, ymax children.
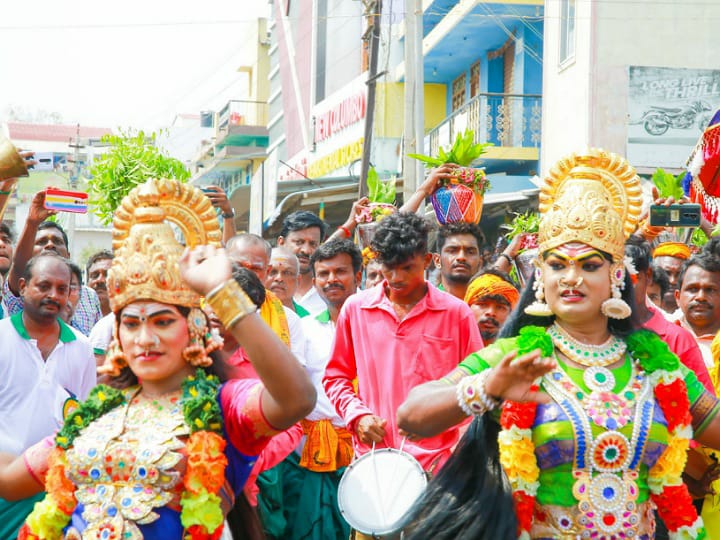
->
<box><xmin>0</xmin><ymin>178</ymin><xmax>315</xmax><ymax>539</ymax></box>
<box><xmin>398</xmin><ymin>149</ymin><xmax>720</xmax><ymax>540</ymax></box>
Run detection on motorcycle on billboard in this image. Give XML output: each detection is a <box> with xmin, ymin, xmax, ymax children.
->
<box><xmin>641</xmin><ymin>99</ymin><xmax>712</xmax><ymax>136</ymax></box>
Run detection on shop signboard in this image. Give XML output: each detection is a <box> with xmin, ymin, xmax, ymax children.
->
<box><xmin>627</xmin><ymin>66</ymin><xmax>720</xmax><ymax>169</ymax></box>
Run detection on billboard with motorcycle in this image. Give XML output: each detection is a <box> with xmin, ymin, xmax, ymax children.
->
<box><xmin>627</xmin><ymin>66</ymin><xmax>720</xmax><ymax>169</ymax></box>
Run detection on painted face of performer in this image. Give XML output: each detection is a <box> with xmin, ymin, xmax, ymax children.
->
<box><xmin>542</xmin><ymin>242</ymin><xmax>612</xmax><ymax>324</ymax></box>
<box><xmin>119</xmin><ymin>301</ymin><xmax>194</xmax><ymax>385</ymax></box>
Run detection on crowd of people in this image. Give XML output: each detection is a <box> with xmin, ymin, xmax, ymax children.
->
<box><xmin>1</xmin><ymin>147</ymin><xmax>720</xmax><ymax>540</ymax></box>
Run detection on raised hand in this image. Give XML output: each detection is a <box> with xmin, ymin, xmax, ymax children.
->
<box><xmin>179</xmin><ymin>245</ymin><xmax>233</xmax><ymax>296</ymax></box>
<box><xmin>484</xmin><ymin>349</ymin><xmax>556</xmax><ymax>404</ymax></box>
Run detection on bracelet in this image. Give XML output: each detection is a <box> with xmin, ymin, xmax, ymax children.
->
<box><xmin>0</xmin><ymin>190</ymin><xmax>11</xmax><ymax>195</ymax></box>
<box><xmin>497</xmin><ymin>252</ymin><xmax>513</xmax><ymax>265</ymax></box>
<box><xmin>338</xmin><ymin>225</ymin><xmax>352</xmax><ymax>238</ymax></box>
<box><xmin>639</xmin><ymin>219</ymin><xmax>664</xmax><ymax>240</ymax></box>
<box><xmin>456</xmin><ymin>370</ymin><xmax>502</xmax><ymax>416</ymax></box>
<box><xmin>205</xmin><ymin>279</ymin><xmax>257</xmax><ymax>329</ymax></box>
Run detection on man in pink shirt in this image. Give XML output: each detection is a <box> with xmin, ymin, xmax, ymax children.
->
<box><xmin>323</xmin><ymin>212</ymin><xmax>483</xmax><ymax>474</ymax></box>
<box><xmin>625</xmin><ymin>239</ymin><xmax>713</xmax><ymax>392</ymax></box>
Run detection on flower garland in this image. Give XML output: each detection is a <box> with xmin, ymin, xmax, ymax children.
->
<box><xmin>19</xmin><ymin>369</ymin><xmax>227</xmax><ymax>540</ymax></box>
<box><xmin>498</xmin><ymin>326</ymin><xmax>706</xmax><ymax>539</ymax></box>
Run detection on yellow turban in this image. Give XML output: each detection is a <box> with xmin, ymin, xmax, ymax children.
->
<box><xmin>464</xmin><ymin>274</ymin><xmax>519</xmax><ymax>309</ymax></box>
<box><xmin>652</xmin><ymin>242</ymin><xmax>691</xmax><ymax>260</ymax></box>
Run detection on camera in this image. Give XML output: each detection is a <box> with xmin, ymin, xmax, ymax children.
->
<box><xmin>648</xmin><ymin>203</ymin><xmax>701</xmax><ymax>227</ymax></box>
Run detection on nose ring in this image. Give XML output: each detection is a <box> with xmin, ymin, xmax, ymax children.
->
<box><xmin>558</xmin><ymin>276</ymin><xmax>584</xmax><ymax>289</ymax></box>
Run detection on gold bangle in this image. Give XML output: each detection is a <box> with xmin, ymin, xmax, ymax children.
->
<box><xmin>205</xmin><ymin>279</ymin><xmax>257</xmax><ymax>329</ymax></box>
<box><xmin>639</xmin><ymin>219</ymin><xmax>664</xmax><ymax>240</ymax></box>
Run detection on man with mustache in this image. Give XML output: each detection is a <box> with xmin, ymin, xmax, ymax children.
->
<box><xmin>268</xmin><ymin>239</ymin><xmax>363</xmax><ymax>539</ymax></box>
<box><xmin>653</xmin><ymin>239</ymin><xmax>692</xmax><ymax>314</ymax></box>
<box><xmin>675</xmin><ymin>253</ymin><xmax>720</xmax><ymax>369</ymax></box>
<box><xmin>433</xmin><ymin>222</ymin><xmax>484</xmax><ymax>300</ymax></box>
<box><xmin>323</xmin><ymin>212</ymin><xmax>483</xmax><ymax>510</ymax></box>
<box><xmin>3</xmin><ymin>190</ymin><xmax>102</xmax><ymax>335</ymax></box>
<box><xmin>0</xmin><ymin>252</ymin><xmax>95</xmax><ymax>538</ymax></box>
<box><xmin>277</xmin><ymin>211</ymin><xmax>328</xmax><ymax>316</ymax></box>
<box><xmin>463</xmin><ymin>269</ymin><xmax>519</xmax><ymax>344</ymax></box>
<box><xmin>86</xmin><ymin>250</ymin><xmax>113</xmax><ymax>317</ymax></box>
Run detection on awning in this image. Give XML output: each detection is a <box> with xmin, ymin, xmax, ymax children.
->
<box><xmin>262</xmin><ymin>173</ymin><xmax>539</xmax><ymax>237</ymax></box>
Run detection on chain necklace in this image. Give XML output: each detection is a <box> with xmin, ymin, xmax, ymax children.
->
<box><xmin>549</xmin><ymin>323</ymin><xmax>627</xmax><ymax>367</ymax></box>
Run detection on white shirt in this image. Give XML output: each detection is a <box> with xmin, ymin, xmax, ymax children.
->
<box><xmin>301</xmin><ymin>310</ymin><xmax>345</xmax><ymax>427</ymax></box>
<box><xmin>0</xmin><ymin>313</ymin><xmax>96</xmax><ymax>454</ymax></box>
<box><xmin>89</xmin><ymin>312</ymin><xmax>115</xmax><ymax>355</ymax></box>
<box><xmin>283</xmin><ymin>305</ymin><xmax>307</xmax><ymax>367</ymax></box>
<box><xmin>294</xmin><ymin>286</ymin><xmax>327</xmax><ymax>317</ymax></box>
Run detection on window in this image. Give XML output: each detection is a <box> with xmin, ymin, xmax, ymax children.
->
<box><xmin>470</xmin><ymin>61</ymin><xmax>481</xmax><ymax>98</ymax></box>
<box><xmin>559</xmin><ymin>0</ymin><xmax>576</xmax><ymax>65</ymax></box>
<box><xmin>452</xmin><ymin>73</ymin><xmax>467</xmax><ymax>112</ymax></box>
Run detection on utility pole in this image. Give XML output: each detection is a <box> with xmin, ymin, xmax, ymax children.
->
<box><xmin>403</xmin><ymin>0</ymin><xmax>424</xmax><ymax>206</ymax></box>
<box><xmin>66</xmin><ymin>124</ymin><xmax>84</xmax><ymax>255</ymax></box>
<box><xmin>358</xmin><ymin>0</ymin><xmax>382</xmax><ymax>198</ymax></box>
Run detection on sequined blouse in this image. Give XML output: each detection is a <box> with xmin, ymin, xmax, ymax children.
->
<box><xmin>53</xmin><ymin>378</ymin><xmax>279</xmax><ymax>540</ymax></box>
<box><xmin>459</xmin><ymin>335</ymin><xmax>720</xmax><ymax>538</ymax></box>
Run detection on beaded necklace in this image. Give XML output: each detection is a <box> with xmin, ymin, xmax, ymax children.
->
<box><xmin>549</xmin><ymin>323</ymin><xmax>627</xmax><ymax>367</ymax></box>
<box><xmin>498</xmin><ymin>326</ymin><xmax>705</xmax><ymax>539</ymax></box>
<box><xmin>21</xmin><ymin>369</ymin><xmax>227</xmax><ymax>540</ymax></box>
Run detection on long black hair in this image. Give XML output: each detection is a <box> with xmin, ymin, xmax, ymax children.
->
<box><xmin>403</xmin><ymin>415</ymin><xmax>516</xmax><ymax>540</ymax></box>
<box><xmin>403</xmin><ymin>251</ymin><xmax>641</xmax><ymax>539</ymax></box>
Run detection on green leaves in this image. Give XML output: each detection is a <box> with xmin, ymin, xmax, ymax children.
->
<box><xmin>408</xmin><ymin>129</ymin><xmax>492</xmax><ymax>167</ymax></box>
<box><xmin>88</xmin><ymin>129</ymin><xmax>190</xmax><ymax>225</ymax></box>
<box><xmin>502</xmin><ymin>211</ymin><xmax>540</xmax><ymax>239</ymax></box>
<box><xmin>366</xmin><ymin>166</ymin><xmax>396</xmax><ymax>204</ymax></box>
<box><xmin>651</xmin><ymin>168</ymin><xmax>684</xmax><ymax>200</ymax></box>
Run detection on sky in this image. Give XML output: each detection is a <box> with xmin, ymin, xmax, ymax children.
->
<box><xmin>0</xmin><ymin>0</ymin><xmax>270</xmax><ymax>131</ymax></box>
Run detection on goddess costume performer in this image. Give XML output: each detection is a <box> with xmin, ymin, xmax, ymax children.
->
<box><xmin>0</xmin><ymin>178</ymin><xmax>316</xmax><ymax>540</ymax></box>
<box><xmin>398</xmin><ymin>149</ymin><xmax>720</xmax><ymax>540</ymax></box>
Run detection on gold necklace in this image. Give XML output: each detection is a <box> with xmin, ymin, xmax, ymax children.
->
<box><xmin>548</xmin><ymin>323</ymin><xmax>627</xmax><ymax>367</ymax></box>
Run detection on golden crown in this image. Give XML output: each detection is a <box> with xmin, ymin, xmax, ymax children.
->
<box><xmin>107</xmin><ymin>178</ymin><xmax>222</xmax><ymax>313</ymax></box>
<box><xmin>537</xmin><ymin>149</ymin><xmax>642</xmax><ymax>261</ymax></box>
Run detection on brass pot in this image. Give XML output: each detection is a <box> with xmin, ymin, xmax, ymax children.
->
<box><xmin>0</xmin><ymin>136</ymin><xmax>29</xmax><ymax>180</ymax></box>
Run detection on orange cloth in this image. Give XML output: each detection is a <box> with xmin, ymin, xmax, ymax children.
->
<box><xmin>260</xmin><ymin>289</ymin><xmax>290</xmax><ymax>346</ymax></box>
<box><xmin>299</xmin><ymin>419</ymin><xmax>354</xmax><ymax>473</ymax></box>
<box><xmin>464</xmin><ymin>273</ymin><xmax>519</xmax><ymax>308</ymax></box>
<box><xmin>652</xmin><ymin>242</ymin><xmax>691</xmax><ymax>260</ymax></box>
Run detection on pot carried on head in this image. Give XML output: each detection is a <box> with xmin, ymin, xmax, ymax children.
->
<box><xmin>409</xmin><ymin>129</ymin><xmax>492</xmax><ymax>225</ymax></box>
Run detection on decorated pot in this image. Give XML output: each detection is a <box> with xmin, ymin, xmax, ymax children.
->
<box><xmin>355</xmin><ymin>203</ymin><xmax>397</xmax><ymax>249</ymax></box>
<box><xmin>431</xmin><ymin>183</ymin><xmax>484</xmax><ymax>224</ymax></box>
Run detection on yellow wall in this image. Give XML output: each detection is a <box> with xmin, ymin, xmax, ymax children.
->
<box><xmin>374</xmin><ymin>82</ymin><xmax>447</xmax><ymax>138</ymax></box>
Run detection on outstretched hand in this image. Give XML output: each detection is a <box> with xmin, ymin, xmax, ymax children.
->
<box><xmin>179</xmin><ymin>245</ymin><xmax>233</xmax><ymax>296</ymax></box>
<box><xmin>484</xmin><ymin>349</ymin><xmax>555</xmax><ymax>404</ymax></box>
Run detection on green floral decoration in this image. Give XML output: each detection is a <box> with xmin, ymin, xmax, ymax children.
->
<box><xmin>55</xmin><ymin>385</ymin><xmax>126</xmax><ymax>449</ymax></box>
<box><xmin>517</xmin><ymin>326</ymin><xmax>554</xmax><ymax>357</ymax></box>
<box><xmin>180</xmin><ymin>489</ymin><xmax>224</xmax><ymax>532</ymax></box>
<box><xmin>626</xmin><ymin>330</ymin><xmax>679</xmax><ymax>374</ymax></box>
<box><xmin>182</xmin><ymin>369</ymin><xmax>223</xmax><ymax>434</ymax></box>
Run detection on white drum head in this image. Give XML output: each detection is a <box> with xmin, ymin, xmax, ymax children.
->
<box><xmin>337</xmin><ymin>448</ymin><xmax>427</xmax><ymax>536</ymax></box>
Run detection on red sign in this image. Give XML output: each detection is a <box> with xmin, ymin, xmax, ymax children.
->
<box><xmin>314</xmin><ymin>92</ymin><xmax>367</xmax><ymax>144</ymax></box>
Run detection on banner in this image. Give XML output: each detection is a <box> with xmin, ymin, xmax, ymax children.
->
<box><xmin>627</xmin><ymin>66</ymin><xmax>720</xmax><ymax>168</ymax></box>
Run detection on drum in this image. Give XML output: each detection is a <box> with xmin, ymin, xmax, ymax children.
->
<box><xmin>337</xmin><ymin>447</ymin><xmax>427</xmax><ymax>537</ymax></box>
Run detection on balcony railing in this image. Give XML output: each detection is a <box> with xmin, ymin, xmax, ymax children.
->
<box><xmin>428</xmin><ymin>93</ymin><xmax>542</xmax><ymax>156</ymax></box>
<box><xmin>217</xmin><ymin>100</ymin><xmax>269</xmax><ymax>130</ymax></box>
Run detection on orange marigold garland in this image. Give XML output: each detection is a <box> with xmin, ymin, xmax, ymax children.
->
<box><xmin>22</xmin><ymin>370</ymin><xmax>229</xmax><ymax>540</ymax></box>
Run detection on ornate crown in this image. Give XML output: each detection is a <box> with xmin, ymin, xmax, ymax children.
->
<box><xmin>107</xmin><ymin>178</ymin><xmax>222</xmax><ymax>312</ymax></box>
<box><xmin>537</xmin><ymin>149</ymin><xmax>642</xmax><ymax>262</ymax></box>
